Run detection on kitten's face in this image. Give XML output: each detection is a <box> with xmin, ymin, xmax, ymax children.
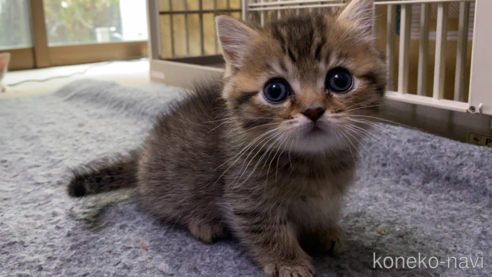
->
<box><xmin>218</xmin><ymin>0</ymin><xmax>385</xmax><ymax>154</ymax></box>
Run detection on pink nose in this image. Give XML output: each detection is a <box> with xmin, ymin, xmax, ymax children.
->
<box><xmin>301</xmin><ymin>107</ymin><xmax>325</xmax><ymax>122</ymax></box>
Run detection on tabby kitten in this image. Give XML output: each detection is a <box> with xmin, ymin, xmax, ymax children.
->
<box><xmin>68</xmin><ymin>0</ymin><xmax>386</xmax><ymax>276</ymax></box>
<box><xmin>0</xmin><ymin>53</ymin><xmax>10</xmax><ymax>93</ymax></box>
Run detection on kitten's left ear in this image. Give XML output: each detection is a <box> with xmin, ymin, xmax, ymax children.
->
<box><xmin>216</xmin><ymin>15</ymin><xmax>258</xmax><ymax>71</ymax></box>
<box><xmin>338</xmin><ymin>0</ymin><xmax>374</xmax><ymax>35</ymax></box>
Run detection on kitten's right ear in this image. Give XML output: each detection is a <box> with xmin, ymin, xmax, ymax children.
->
<box><xmin>215</xmin><ymin>16</ymin><xmax>258</xmax><ymax>71</ymax></box>
<box><xmin>338</xmin><ymin>0</ymin><xmax>374</xmax><ymax>35</ymax></box>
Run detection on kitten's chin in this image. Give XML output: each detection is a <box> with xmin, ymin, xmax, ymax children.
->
<box><xmin>287</xmin><ymin>130</ymin><xmax>346</xmax><ymax>154</ymax></box>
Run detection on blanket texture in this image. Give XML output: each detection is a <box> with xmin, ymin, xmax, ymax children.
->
<box><xmin>0</xmin><ymin>80</ymin><xmax>490</xmax><ymax>277</ymax></box>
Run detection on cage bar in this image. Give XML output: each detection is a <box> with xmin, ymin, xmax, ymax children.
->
<box><xmin>249</xmin><ymin>3</ymin><xmax>344</xmax><ymax>11</ymax></box>
<box><xmin>373</xmin><ymin>0</ymin><xmax>474</xmax><ymax>5</ymax></box>
<box><xmin>277</xmin><ymin>0</ymin><xmax>281</xmax><ymax>19</ymax></box>
<box><xmin>433</xmin><ymin>2</ymin><xmax>449</xmax><ymax>100</ymax></box>
<box><xmin>260</xmin><ymin>0</ymin><xmax>265</xmax><ymax>27</ymax></box>
<box><xmin>248</xmin><ymin>0</ymin><xmax>347</xmax><ymax>7</ymax></box>
<box><xmin>214</xmin><ymin>0</ymin><xmax>218</xmax><ymax>54</ymax></box>
<box><xmin>417</xmin><ymin>3</ymin><xmax>430</xmax><ymax>96</ymax></box>
<box><xmin>454</xmin><ymin>2</ymin><xmax>470</xmax><ymax>102</ymax></box>
<box><xmin>199</xmin><ymin>0</ymin><xmax>205</xmax><ymax>55</ymax></box>
<box><xmin>469</xmin><ymin>0</ymin><xmax>492</xmax><ymax>115</ymax></box>
<box><xmin>184</xmin><ymin>0</ymin><xmax>190</xmax><ymax>55</ymax></box>
<box><xmin>169</xmin><ymin>0</ymin><xmax>175</xmax><ymax>57</ymax></box>
<box><xmin>242</xmin><ymin>0</ymin><xmax>249</xmax><ymax>20</ymax></box>
<box><xmin>386</xmin><ymin>5</ymin><xmax>396</xmax><ymax>91</ymax></box>
<box><xmin>398</xmin><ymin>4</ymin><xmax>412</xmax><ymax>94</ymax></box>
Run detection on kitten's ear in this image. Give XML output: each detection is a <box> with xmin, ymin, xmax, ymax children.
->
<box><xmin>215</xmin><ymin>15</ymin><xmax>258</xmax><ymax>70</ymax></box>
<box><xmin>338</xmin><ymin>0</ymin><xmax>374</xmax><ymax>35</ymax></box>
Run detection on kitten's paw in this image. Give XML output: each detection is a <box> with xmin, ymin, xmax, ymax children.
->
<box><xmin>188</xmin><ymin>221</ymin><xmax>226</xmax><ymax>244</ymax></box>
<box><xmin>263</xmin><ymin>259</ymin><xmax>315</xmax><ymax>277</ymax></box>
<box><xmin>319</xmin><ymin>227</ymin><xmax>346</xmax><ymax>254</ymax></box>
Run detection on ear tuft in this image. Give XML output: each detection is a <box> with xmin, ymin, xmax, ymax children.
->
<box><xmin>338</xmin><ymin>0</ymin><xmax>374</xmax><ymax>35</ymax></box>
<box><xmin>215</xmin><ymin>16</ymin><xmax>258</xmax><ymax>71</ymax></box>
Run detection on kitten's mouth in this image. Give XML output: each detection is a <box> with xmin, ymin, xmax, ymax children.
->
<box><xmin>307</xmin><ymin>124</ymin><xmax>324</xmax><ymax>135</ymax></box>
<box><xmin>312</xmin><ymin>126</ymin><xmax>322</xmax><ymax>132</ymax></box>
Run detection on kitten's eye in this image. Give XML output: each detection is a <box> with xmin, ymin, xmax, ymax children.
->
<box><xmin>325</xmin><ymin>68</ymin><xmax>353</xmax><ymax>93</ymax></box>
<box><xmin>263</xmin><ymin>79</ymin><xmax>290</xmax><ymax>103</ymax></box>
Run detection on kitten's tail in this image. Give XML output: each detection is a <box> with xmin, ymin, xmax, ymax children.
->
<box><xmin>67</xmin><ymin>150</ymin><xmax>140</xmax><ymax>198</ymax></box>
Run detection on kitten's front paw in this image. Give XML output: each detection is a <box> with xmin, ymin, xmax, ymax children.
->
<box><xmin>263</xmin><ymin>259</ymin><xmax>315</xmax><ymax>277</ymax></box>
<box><xmin>188</xmin><ymin>221</ymin><xmax>226</xmax><ymax>244</ymax></box>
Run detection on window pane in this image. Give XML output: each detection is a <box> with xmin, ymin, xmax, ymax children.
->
<box><xmin>0</xmin><ymin>0</ymin><xmax>32</xmax><ymax>50</ymax></box>
<box><xmin>44</xmin><ymin>0</ymin><xmax>148</xmax><ymax>46</ymax></box>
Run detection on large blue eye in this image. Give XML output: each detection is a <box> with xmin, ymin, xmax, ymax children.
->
<box><xmin>263</xmin><ymin>79</ymin><xmax>290</xmax><ymax>103</ymax></box>
<box><xmin>326</xmin><ymin>68</ymin><xmax>353</xmax><ymax>93</ymax></box>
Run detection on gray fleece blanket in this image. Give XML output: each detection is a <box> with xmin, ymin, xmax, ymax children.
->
<box><xmin>1</xmin><ymin>80</ymin><xmax>491</xmax><ymax>277</ymax></box>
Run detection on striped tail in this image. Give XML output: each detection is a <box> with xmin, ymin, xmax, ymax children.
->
<box><xmin>67</xmin><ymin>150</ymin><xmax>139</xmax><ymax>197</ymax></box>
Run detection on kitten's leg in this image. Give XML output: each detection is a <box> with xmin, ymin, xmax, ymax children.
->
<box><xmin>188</xmin><ymin>218</ymin><xmax>227</xmax><ymax>244</ymax></box>
<box><xmin>314</xmin><ymin>225</ymin><xmax>347</xmax><ymax>254</ymax></box>
<box><xmin>230</xmin><ymin>210</ymin><xmax>315</xmax><ymax>277</ymax></box>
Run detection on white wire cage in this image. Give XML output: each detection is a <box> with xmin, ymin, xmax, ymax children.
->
<box><xmin>147</xmin><ymin>0</ymin><xmax>492</xmax><ymax>144</ymax></box>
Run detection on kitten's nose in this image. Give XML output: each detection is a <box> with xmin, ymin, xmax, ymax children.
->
<box><xmin>301</xmin><ymin>107</ymin><xmax>325</xmax><ymax>122</ymax></box>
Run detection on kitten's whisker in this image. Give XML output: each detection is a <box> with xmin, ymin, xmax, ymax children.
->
<box><xmin>210</xmin><ymin>121</ymin><xmax>278</xmax><ymax>134</ymax></box>
<box><xmin>287</xmin><ymin>136</ymin><xmax>295</xmax><ymax>166</ymax></box>
<box><xmin>230</xmin><ymin>138</ymin><xmax>276</xmax><ymax>189</ymax></box>
<box><xmin>337</xmin><ymin>130</ymin><xmax>357</xmax><ymax>163</ymax></box>
<box><xmin>259</xmin><ymin>133</ymin><xmax>286</xmax><ymax>174</ymax></box>
<box><xmin>349</xmin><ymin>115</ymin><xmax>416</xmax><ymax>130</ymax></box>
<box><xmin>342</xmin><ymin>125</ymin><xmax>373</xmax><ymax>154</ymax></box>
<box><xmin>233</xmin><ymin>131</ymin><xmax>284</xmax><ymax>188</ymax></box>
<box><xmin>202</xmin><ymin>116</ymin><xmax>272</xmax><ymax>124</ymax></box>
<box><xmin>340</xmin><ymin>128</ymin><xmax>364</xmax><ymax>159</ymax></box>
<box><xmin>266</xmin><ymin>134</ymin><xmax>290</xmax><ymax>184</ymax></box>
<box><xmin>344</xmin><ymin>122</ymin><xmax>383</xmax><ymax>145</ymax></box>
<box><xmin>231</xmin><ymin>134</ymin><xmax>276</xmax><ymax>187</ymax></box>
<box><xmin>344</xmin><ymin>121</ymin><xmax>380</xmax><ymax>139</ymax></box>
<box><xmin>345</xmin><ymin>119</ymin><xmax>395</xmax><ymax>137</ymax></box>
<box><xmin>344</xmin><ymin>125</ymin><xmax>384</xmax><ymax>154</ymax></box>
<box><xmin>332</xmin><ymin>129</ymin><xmax>344</xmax><ymax>155</ymax></box>
<box><xmin>275</xmin><ymin>135</ymin><xmax>291</xmax><ymax>182</ymax></box>
<box><xmin>341</xmin><ymin>96</ymin><xmax>389</xmax><ymax>112</ymax></box>
<box><xmin>347</xmin><ymin>118</ymin><xmax>386</xmax><ymax>130</ymax></box>
<box><xmin>208</xmin><ymin>120</ymin><xmax>231</xmax><ymax>133</ymax></box>
<box><xmin>233</xmin><ymin>130</ymin><xmax>280</xmax><ymax>179</ymax></box>
<box><xmin>217</xmin><ymin>127</ymin><xmax>278</xmax><ymax>169</ymax></box>
<box><xmin>231</xmin><ymin>130</ymin><xmax>281</xmax><ymax>186</ymax></box>
<box><xmin>239</xmin><ymin>136</ymin><xmax>284</xmax><ymax>188</ymax></box>
<box><xmin>340</xmin><ymin>99</ymin><xmax>373</xmax><ymax>112</ymax></box>
<box><xmin>201</xmin><ymin>118</ymin><xmax>232</xmax><ymax>124</ymax></box>
<box><xmin>243</xmin><ymin>122</ymin><xmax>280</xmax><ymax>133</ymax></box>
<box><xmin>212</xmin><ymin>128</ymin><xmax>279</xmax><ymax>186</ymax></box>
<box><xmin>262</xmin><ymin>134</ymin><xmax>289</xmax><ymax>184</ymax></box>
<box><xmin>341</xmin><ymin>103</ymin><xmax>386</xmax><ymax>114</ymax></box>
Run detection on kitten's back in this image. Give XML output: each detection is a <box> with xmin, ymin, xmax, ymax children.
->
<box><xmin>67</xmin><ymin>79</ymin><xmax>228</xmax><ymax>199</ymax></box>
<box><xmin>136</xmin><ymin>80</ymin><xmax>229</xmax><ymax>235</ymax></box>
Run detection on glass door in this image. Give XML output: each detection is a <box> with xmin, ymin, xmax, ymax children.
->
<box><xmin>0</xmin><ymin>0</ymin><xmax>148</xmax><ymax>70</ymax></box>
<box><xmin>0</xmin><ymin>0</ymin><xmax>35</xmax><ymax>69</ymax></box>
